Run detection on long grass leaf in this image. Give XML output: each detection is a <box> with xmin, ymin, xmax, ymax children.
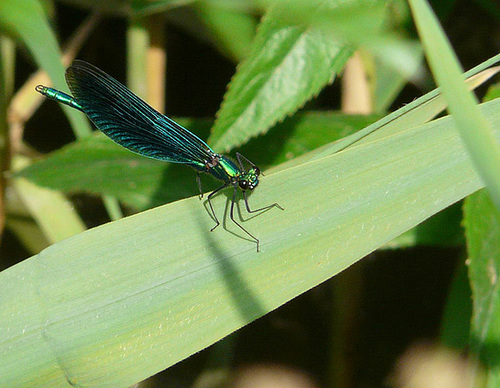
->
<box><xmin>1</xmin><ymin>98</ymin><xmax>498</xmax><ymax>386</ymax></box>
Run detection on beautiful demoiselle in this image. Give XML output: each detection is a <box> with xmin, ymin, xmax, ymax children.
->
<box><xmin>36</xmin><ymin>60</ymin><xmax>283</xmax><ymax>251</ymax></box>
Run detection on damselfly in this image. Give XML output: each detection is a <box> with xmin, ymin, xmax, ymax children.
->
<box><xmin>36</xmin><ymin>60</ymin><xmax>283</xmax><ymax>251</ymax></box>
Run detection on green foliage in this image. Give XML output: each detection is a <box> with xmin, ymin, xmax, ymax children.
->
<box><xmin>0</xmin><ymin>0</ymin><xmax>91</xmax><ymax>136</ymax></box>
<box><xmin>1</xmin><ymin>0</ymin><xmax>499</xmax><ymax>386</ymax></box>
<box><xmin>410</xmin><ymin>0</ymin><xmax>500</xmax><ymax>211</ymax></box>
<box><xmin>464</xmin><ymin>190</ymin><xmax>500</xmax><ymax>386</ymax></box>
<box><xmin>18</xmin><ymin>113</ymin><xmax>376</xmax><ymax>209</ymax></box>
<box><xmin>3</xmin><ymin>99</ymin><xmax>499</xmax><ymax>386</ymax></box>
<box><xmin>208</xmin><ymin>3</ymin><xmax>352</xmax><ymax>151</ymax></box>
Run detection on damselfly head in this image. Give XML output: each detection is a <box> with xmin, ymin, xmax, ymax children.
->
<box><xmin>238</xmin><ymin>167</ymin><xmax>260</xmax><ymax>191</ymax></box>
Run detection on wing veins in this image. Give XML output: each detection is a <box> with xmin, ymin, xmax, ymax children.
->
<box><xmin>66</xmin><ymin>60</ymin><xmax>214</xmax><ymax>167</ymax></box>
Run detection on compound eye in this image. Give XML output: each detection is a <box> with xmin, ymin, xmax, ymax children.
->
<box><xmin>239</xmin><ymin>180</ymin><xmax>249</xmax><ymax>190</ymax></box>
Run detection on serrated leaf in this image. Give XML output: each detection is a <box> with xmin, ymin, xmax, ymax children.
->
<box><xmin>208</xmin><ymin>1</ymin><xmax>352</xmax><ymax>151</ymax></box>
<box><xmin>18</xmin><ymin>113</ymin><xmax>376</xmax><ymax>209</ymax></box>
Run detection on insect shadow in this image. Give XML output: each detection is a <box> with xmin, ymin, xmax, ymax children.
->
<box><xmin>192</xmin><ymin>203</ymin><xmax>267</xmax><ymax>323</ymax></box>
<box><xmin>201</xmin><ymin>181</ymin><xmax>260</xmax><ymax>246</ymax></box>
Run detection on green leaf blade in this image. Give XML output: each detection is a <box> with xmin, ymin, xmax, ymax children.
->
<box><xmin>410</xmin><ymin>0</ymin><xmax>500</xmax><ymax>210</ymax></box>
<box><xmin>464</xmin><ymin>190</ymin><xmax>500</xmax><ymax>386</ymax></box>
<box><xmin>1</xmin><ymin>98</ymin><xmax>499</xmax><ymax>386</ymax></box>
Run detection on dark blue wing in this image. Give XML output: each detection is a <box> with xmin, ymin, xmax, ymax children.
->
<box><xmin>65</xmin><ymin>60</ymin><xmax>214</xmax><ymax>169</ymax></box>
